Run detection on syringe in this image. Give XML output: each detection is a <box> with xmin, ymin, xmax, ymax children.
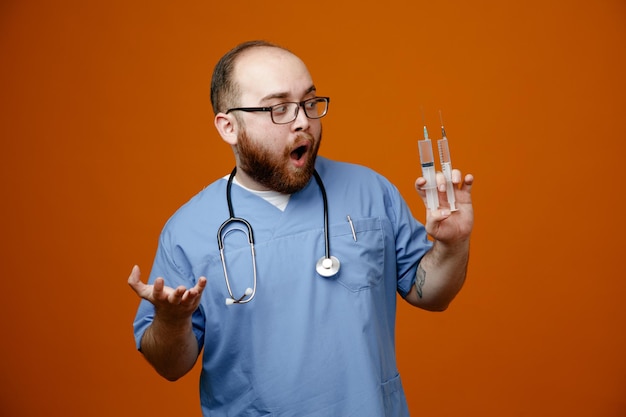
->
<box><xmin>437</xmin><ymin>111</ymin><xmax>457</xmax><ymax>211</ymax></box>
<box><xmin>418</xmin><ymin>124</ymin><xmax>439</xmax><ymax>211</ymax></box>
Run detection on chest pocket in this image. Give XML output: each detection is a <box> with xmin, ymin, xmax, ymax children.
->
<box><xmin>329</xmin><ymin>216</ymin><xmax>386</xmax><ymax>292</ymax></box>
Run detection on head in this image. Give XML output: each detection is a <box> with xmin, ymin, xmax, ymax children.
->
<box><xmin>212</xmin><ymin>41</ymin><xmax>325</xmax><ymax>193</ymax></box>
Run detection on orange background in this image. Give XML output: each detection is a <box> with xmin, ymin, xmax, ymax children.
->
<box><xmin>1</xmin><ymin>1</ymin><xmax>625</xmax><ymax>416</ymax></box>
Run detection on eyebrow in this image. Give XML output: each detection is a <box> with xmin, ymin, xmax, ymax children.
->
<box><xmin>260</xmin><ymin>85</ymin><xmax>317</xmax><ymax>103</ymax></box>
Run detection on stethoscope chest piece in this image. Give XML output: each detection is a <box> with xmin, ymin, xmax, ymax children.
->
<box><xmin>316</xmin><ymin>255</ymin><xmax>340</xmax><ymax>277</ymax></box>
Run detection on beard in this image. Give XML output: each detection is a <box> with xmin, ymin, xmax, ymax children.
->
<box><xmin>236</xmin><ymin>128</ymin><xmax>321</xmax><ymax>194</ymax></box>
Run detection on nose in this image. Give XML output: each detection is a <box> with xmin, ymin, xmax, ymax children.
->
<box><xmin>292</xmin><ymin>103</ymin><xmax>310</xmax><ymax>132</ymax></box>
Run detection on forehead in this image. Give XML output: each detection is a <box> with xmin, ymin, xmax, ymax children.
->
<box><xmin>233</xmin><ymin>47</ymin><xmax>314</xmax><ymax>102</ymax></box>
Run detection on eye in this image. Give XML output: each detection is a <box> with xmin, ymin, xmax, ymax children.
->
<box><xmin>272</xmin><ymin>104</ymin><xmax>289</xmax><ymax>115</ymax></box>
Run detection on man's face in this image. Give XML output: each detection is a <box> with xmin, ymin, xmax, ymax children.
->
<box><xmin>231</xmin><ymin>47</ymin><xmax>323</xmax><ymax>193</ymax></box>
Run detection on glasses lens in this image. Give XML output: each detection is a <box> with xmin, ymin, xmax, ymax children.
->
<box><xmin>303</xmin><ymin>98</ymin><xmax>328</xmax><ymax>119</ymax></box>
<box><xmin>271</xmin><ymin>103</ymin><xmax>298</xmax><ymax>124</ymax></box>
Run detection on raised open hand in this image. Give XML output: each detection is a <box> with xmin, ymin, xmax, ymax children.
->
<box><xmin>128</xmin><ymin>265</ymin><xmax>207</xmax><ymax>321</ymax></box>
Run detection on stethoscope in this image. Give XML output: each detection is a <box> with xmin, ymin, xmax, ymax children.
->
<box><xmin>217</xmin><ymin>167</ymin><xmax>340</xmax><ymax>305</ymax></box>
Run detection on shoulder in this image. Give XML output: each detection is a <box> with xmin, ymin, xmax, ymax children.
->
<box><xmin>315</xmin><ymin>156</ymin><xmax>397</xmax><ymax>193</ymax></box>
<box><xmin>316</xmin><ymin>156</ymin><xmax>386</xmax><ymax>180</ymax></box>
<box><xmin>161</xmin><ymin>177</ymin><xmax>229</xmax><ymax>235</ymax></box>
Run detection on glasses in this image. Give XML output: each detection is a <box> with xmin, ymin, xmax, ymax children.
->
<box><xmin>226</xmin><ymin>97</ymin><xmax>330</xmax><ymax>125</ymax></box>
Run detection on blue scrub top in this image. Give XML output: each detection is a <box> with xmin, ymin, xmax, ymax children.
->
<box><xmin>133</xmin><ymin>157</ymin><xmax>432</xmax><ymax>417</ymax></box>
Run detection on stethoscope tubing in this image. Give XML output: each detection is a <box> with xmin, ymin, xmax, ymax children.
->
<box><xmin>312</xmin><ymin>170</ymin><xmax>331</xmax><ymax>261</ymax></box>
<box><xmin>218</xmin><ymin>167</ymin><xmax>336</xmax><ymax>305</ymax></box>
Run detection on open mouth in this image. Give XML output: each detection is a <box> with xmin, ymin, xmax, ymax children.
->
<box><xmin>290</xmin><ymin>144</ymin><xmax>309</xmax><ymax>161</ymax></box>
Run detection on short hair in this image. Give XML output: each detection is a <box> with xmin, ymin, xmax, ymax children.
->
<box><xmin>210</xmin><ymin>40</ymin><xmax>289</xmax><ymax>115</ymax></box>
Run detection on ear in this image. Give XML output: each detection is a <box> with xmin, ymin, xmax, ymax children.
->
<box><xmin>214</xmin><ymin>112</ymin><xmax>239</xmax><ymax>145</ymax></box>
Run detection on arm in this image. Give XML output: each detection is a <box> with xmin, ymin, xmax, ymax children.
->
<box><xmin>404</xmin><ymin>170</ymin><xmax>474</xmax><ymax>311</ymax></box>
<box><xmin>128</xmin><ymin>265</ymin><xmax>207</xmax><ymax>381</ymax></box>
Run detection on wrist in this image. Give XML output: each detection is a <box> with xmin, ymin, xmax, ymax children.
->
<box><xmin>152</xmin><ymin>310</ymin><xmax>193</xmax><ymax>335</ymax></box>
<box><xmin>433</xmin><ymin>237</ymin><xmax>470</xmax><ymax>254</ymax></box>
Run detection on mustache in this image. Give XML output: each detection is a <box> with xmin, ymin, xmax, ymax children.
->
<box><xmin>294</xmin><ymin>132</ymin><xmax>314</xmax><ymax>143</ymax></box>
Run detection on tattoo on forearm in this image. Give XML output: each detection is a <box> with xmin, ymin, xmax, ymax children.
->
<box><xmin>415</xmin><ymin>264</ymin><xmax>426</xmax><ymax>298</ymax></box>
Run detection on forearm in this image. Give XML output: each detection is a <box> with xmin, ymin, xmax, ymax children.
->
<box><xmin>140</xmin><ymin>314</ymin><xmax>199</xmax><ymax>381</ymax></box>
<box><xmin>405</xmin><ymin>238</ymin><xmax>470</xmax><ymax>311</ymax></box>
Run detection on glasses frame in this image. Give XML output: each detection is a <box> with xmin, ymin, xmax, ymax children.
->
<box><xmin>225</xmin><ymin>97</ymin><xmax>330</xmax><ymax>125</ymax></box>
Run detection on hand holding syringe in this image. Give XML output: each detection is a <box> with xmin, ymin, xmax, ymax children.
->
<box><xmin>417</xmin><ymin>111</ymin><xmax>458</xmax><ymax>212</ymax></box>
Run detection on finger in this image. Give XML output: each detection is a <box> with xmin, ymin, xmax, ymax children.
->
<box><xmin>195</xmin><ymin>276</ymin><xmax>208</xmax><ymax>292</ymax></box>
<box><xmin>168</xmin><ymin>286</ymin><xmax>187</xmax><ymax>304</ymax></box>
<box><xmin>414</xmin><ymin>179</ymin><xmax>429</xmax><ymax>208</ymax></box>
<box><xmin>429</xmin><ymin>207</ymin><xmax>451</xmax><ymax>221</ymax></box>
<box><xmin>414</xmin><ymin>177</ymin><xmax>429</xmax><ymax>195</ymax></box>
<box><xmin>127</xmin><ymin>265</ymin><xmax>150</xmax><ymax>298</ymax></box>
<box><xmin>451</xmin><ymin>169</ymin><xmax>462</xmax><ymax>184</ymax></box>
<box><xmin>436</xmin><ymin>172</ymin><xmax>446</xmax><ymax>192</ymax></box>
<box><xmin>127</xmin><ymin>265</ymin><xmax>142</xmax><ymax>288</ymax></box>
<box><xmin>460</xmin><ymin>174</ymin><xmax>474</xmax><ymax>192</ymax></box>
<box><xmin>414</xmin><ymin>178</ymin><xmax>426</xmax><ymax>196</ymax></box>
<box><xmin>181</xmin><ymin>289</ymin><xmax>200</xmax><ymax>304</ymax></box>
<box><xmin>182</xmin><ymin>277</ymin><xmax>208</xmax><ymax>303</ymax></box>
<box><xmin>152</xmin><ymin>277</ymin><xmax>165</xmax><ymax>300</ymax></box>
